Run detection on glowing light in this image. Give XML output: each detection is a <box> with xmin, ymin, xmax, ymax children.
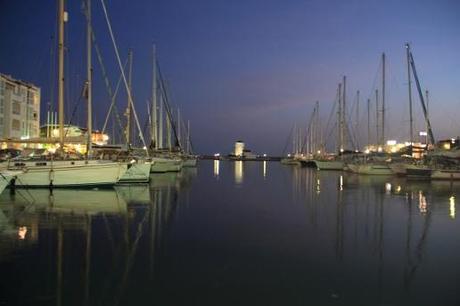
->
<box><xmin>450</xmin><ymin>196</ymin><xmax>455</xmax><ymax>219</ymax></box>
<box><xmin>263</xmin><ymin>153</ymin><xmax>267</xmax><ymax>157</ymax></box>
<box><xmin>387</xmin><ymin>140</ymin><xmax>397</xmax><ymax>145</ymax></box>
<box><xmin>316</xmin><ymin>179</ymin><xmax>320</xmax><ymax>193</ymax></box>
<box><xmin>18</xmin><ymin>226</ymin><xmax>27</xmax><ymax>240</ymax></box>
<box><xmin>418</xmin><ymin>191</ymin><xmax>427</xmax><ymax>214</ymax></box>
<box><xmin>451</xmin><ymin>138</ymin><xmax>456</xmax><ymax>144</ymax></box>
<box><xmin>419</xmin><ymin>131</ymin><xmax>427</xmax><ymax>136</ymax></box>
<box><xmin>340</xmin><ymin>149</ymin><xmax>344</xmax><ymax>153</ymax></box>
<box><xmin>364</xmin><ymin>149</ymin><xmax>370</xmax><ymax>154</ymax></box>
<box><xmin>377</xmin><ymin>146</ymin><xmax>383</xmax><ymax>152</ymax></box>
<box><xmin>235</xmin><ymin>161</ymin><xmax>243</xmax><ymax>184</ymax></box>
<box><xmin>443</xmin><ymin>143</ymin><xmax>451</xmax><ymax>150</ymax></box>
<box><xmin>317</xmin><ymin>150</ymin><xmax>321</xmax><ymax>154</ymax></box>
<box><xmin>385</xmin><ymin>183</ymin><xmax>392</xmax><ymax>194</ymax></box>
<box><xmin>263</xmin><ymin>161</ymin><xmax>267</xmax><ymax>178</ymax></box>
<box><xmin>214</xmin><ymin>153</ymin><xmax>220</xmax><ymax>157</ymax></box>
<box><xmin>213</xmin><ymin>159</ymin><xmax>220</xmax><ymax>177</ymax></box>
<box><xmin>396</xmin><ymin>185</ymin><xmax>402</xmax><ymax>193</ymax></box>
<box><xmin>339</xmin><ymin>175</ymin><xmax>343</xmax><ymax>191</ymax></box>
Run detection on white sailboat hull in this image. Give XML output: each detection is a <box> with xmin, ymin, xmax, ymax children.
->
<box><xmin>388</xmin><ymin>163</ymin><xmax>423</xmax><ymax>176</ymax></box>
<box><xmin>313</xmin><ymin>160</ymin><xmax>344</xmax><ymax>170</ymax></box>
<box><xmin>182</xmin><ymin>158</ymin><xmax>197</xmax><ymax>167</ymax></box>
<box><xmin>11</xmin><ymin>160</ymin><xmax>127</xmax><ymax>187</ymax></box>
<box><xmin>347</xmin><ymin>163</ymin><xmax>393</xmax><ymax>175</ymax></box>
<box><xmin>118</xmin><ymin>162</ymin><xmax>151</xmax><ymax>184</ymax></box>
<box><xmin>150</xmin><ymin>157</ymin><xmax>182</xmax><ymax>173</ymax></box>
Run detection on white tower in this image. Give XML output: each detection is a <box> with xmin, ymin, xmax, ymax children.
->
<box><xmin>234</xmin><ymin>141</ymin><xmax>245</xmax><ymax>157</ymax></box>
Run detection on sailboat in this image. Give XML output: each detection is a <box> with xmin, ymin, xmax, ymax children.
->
<box><xmin>149</xmin><ymin>45</ymin><xmax>184</xmax><ymax>173</ymax></box>
<box><xmin>312</xmin><ymin>78</ymin><xmax>348</xmax><ymax>171</ymax></box>
<box><xmin>7</xmin><ymin>0</ymin><xmax>127</xmax><ymax>188</ymax></box>
<box><xmin>281</xmin><ymin>124</ymin><xmax>302</xmax><ymax>165</ymax></box>
<box><xmin>391</xmin><ymin>44</ymin><xmax>440</xmax><ymax>179</ymax></box>
<box><xmin>347</xmin><ymin>54</ymin><xmax>393</xmax><ymax>175</ymax></box>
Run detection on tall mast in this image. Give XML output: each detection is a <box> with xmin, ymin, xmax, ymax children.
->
<box><xmin>381</xmin><ymin>53</ymin><xmax>385</xmax><ymax>146</ymax></box>
<box><xmin>151</xmin><ymin>44</ymin><xmax>157</xmax><ymax>149</ymax></box>
<box><xmin>187</xmin><ymin>120</ymin><xmax>191</xmax><ymax>154</ymax></box>
<box><xmin>375</xmin><ymin>89</ymin><xmax>379</xmax><ymax>147</ymax></box>
<box><xmin>367</xmin><ymin>98</ymin><xmax>371</xmax><ymax>147</ymax></box>
<box><xmin>167</xmin><ymin>115</ymin><xmax>172</xmax><ymax>150</ymax></box>
<box><xmin>425</xmin><ymin>90</ymin><xmax>429</xmax><ymax>145</ymax></box>
<box><xmin>342</xmin><ymin>76</ymin><xmax>346</xmax><ymax>151</ymax></box>
<box><xmin>177</xmin><ymin>108</ymin><xmax>181</xmax><ymax>149</ymax></box>
<box><xmin>86</xmin><ymin>0</ymin><xmax>92</xmax><ymax>156</ymax></box>
<box><xmin>58</xmin><ymin>0</ymin><xmax>66</xmax><ymax>149</ymax></box>
<box><xmin>338</xmin><ymin>83</ymin><xmax>343</xmax><ymax>153</ymax></box>
<box><xmin>292</xmin><ymin>123</ymin><xmax>296</xmax><ymax>154</ymax></box>
<box><xmin>316</xmin><ymin>101</ymin><xmax>320</xmax><ymax>153</ymax></box>
<box><xmin>408</xmin><ymin>46</ymin><xmax>435</xmax><ymax>145</ymax></box>
<box><xmin>356</xmin><ymin>90</ymin><xmax>360</xmax><ymax>150</ymax></box>
<box><xmin>158</xmin><ymin>93</ymin><xmax>163</xmax><ymax>148</ymax></box>
<box><xmin>126</xmin><ymin>49</ymin><xmax>133</xmax><ymax>145</ymax></box>
<box><xmin>406</xmin><ymin>43</ymin><xmax>414</xmax><ymax>145</ymax></box>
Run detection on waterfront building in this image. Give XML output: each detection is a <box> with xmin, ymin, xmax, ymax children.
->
<box><xmin>0</xmin><ymin>73</ymin><xmax>40</xmax><ymax>140</ymax></box>
<box><xmin>234</xmin><ymin>140</ymin><xmax>245</xmax><ymax>157</ymax></box>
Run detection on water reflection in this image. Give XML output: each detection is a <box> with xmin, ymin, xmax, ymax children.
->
<box><xmin>286</xmin><ymin>165</ymin><xmax>458</xmax><ymax>303</ymax></box>
<box><xmin>2</xmin><ymin>162</ymin><xmax>460</xmax><ymax>305</ymax></box>
<box><xmin>234</xmin><ymin>161</ymin><xmax>243</xmax><ymax>184</ymax></box>
<box><xmin>0</xmin><ymin>169</ymin><xmax>195</xmax><ymax>306</ymax></box>
<box><xmin>449</xmin><ymin>196</ymin><xmax>455</xmax><ymax>219</ymax></box>
<box><xmin>213</xmin><ymin>159</ymin><xmax>220</xmax><ymax>177</ymax></box>
<box><xmin>262</xmin><ymin>161</ymin><xmax>267</xmax><ymax>178</ymax></box>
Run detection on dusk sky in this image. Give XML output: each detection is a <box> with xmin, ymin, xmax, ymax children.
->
<box><xmin>0</xmin><ymin>0</ymin><xmax>459</xmax><ymax>154</ymax></box>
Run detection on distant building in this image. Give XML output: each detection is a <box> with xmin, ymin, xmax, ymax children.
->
<box><xmin>39</xmin><ymin>124</ymin><xmax>110</xmax><ymax>146</ymax></box>
<box><xmin>231</xmin><ymin>140</ymin><xmax>258</xmax><ymax>159</ymax></box>
<box><xmin>234</xmin><ymin>140</ymin><xmax>244</xmax><ymax>157</ymax></box>
<box><xmin>0</xmin><ymin>73</ymin><xmax>40</xmax><ymax>139</ymax></box>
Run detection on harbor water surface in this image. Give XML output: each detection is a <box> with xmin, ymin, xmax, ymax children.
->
<box><xmin>0</xmin><ymin>160</ymin><xmax>459</xmax><ymax>305</ymax></box>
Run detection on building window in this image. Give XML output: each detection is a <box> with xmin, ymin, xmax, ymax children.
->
<box><xmin>12</xmin><ymin>100</ymin><xmax>21</xmax><ymax>115</ymax></box>
<box><xmin>12</xmin><ymin>119</ymin><xmax>20</xmax><ymax>131</ymax></box>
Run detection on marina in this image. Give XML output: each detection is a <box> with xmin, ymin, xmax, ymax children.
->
<box><xmin>1</xmin><ymin>161</ymin><xmax>460</xmax><ymax>305</ymax></box>
<box><xmin>1</xmin><ymin>0</ymin><xmax>459</xmax><ymax>305</ymax></box>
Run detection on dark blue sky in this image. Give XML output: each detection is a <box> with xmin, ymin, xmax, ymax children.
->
<box><xmin>1</xmin><ymin>0</ymin><xmax>459</xmax><ymax>154</ymax></box>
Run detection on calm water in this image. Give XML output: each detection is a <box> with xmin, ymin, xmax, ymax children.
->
<box><xmin>1</xmin><ymin>160</ymin><xmax>459</xmax><ymax>306</ymax></box>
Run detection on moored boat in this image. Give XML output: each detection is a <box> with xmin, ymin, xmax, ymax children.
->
<box><xmin>312</xmin><ymin>159</ymin><xmax>344</xmax><ymax>170</ymax></box>
<box><xmin>117</xmin><ymin>160</ymin><xmax>152</xmax><ymax>183</ymax></box>
<box><xmin>150</xmin><ymin>157</ymin><xmax>182</xmax><ymax>173</ymax></box>
<box><xmin>9</xmin><ymin>159</ymin><xmax>127</xmax><ymax>188</ymax></box>
<box><xmin>347</xmin><ymin>162</ymin><xmax>393</xmax><ymax>175</ymax></box>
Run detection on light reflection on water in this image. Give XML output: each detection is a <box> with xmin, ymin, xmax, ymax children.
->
<box><xmin>0</xmin><ymin>162</ymin><xmax>459</xmax><ymax>306</ymax></box>
<box><xmin>234</xmin><ymin>160</ymin><xmax>243</xmax><ymax>184</ymax></box>
<box><xmin>213</xmin><ymin>159</ymin><xmax>219</xmax><ymax>177</ymax></box>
